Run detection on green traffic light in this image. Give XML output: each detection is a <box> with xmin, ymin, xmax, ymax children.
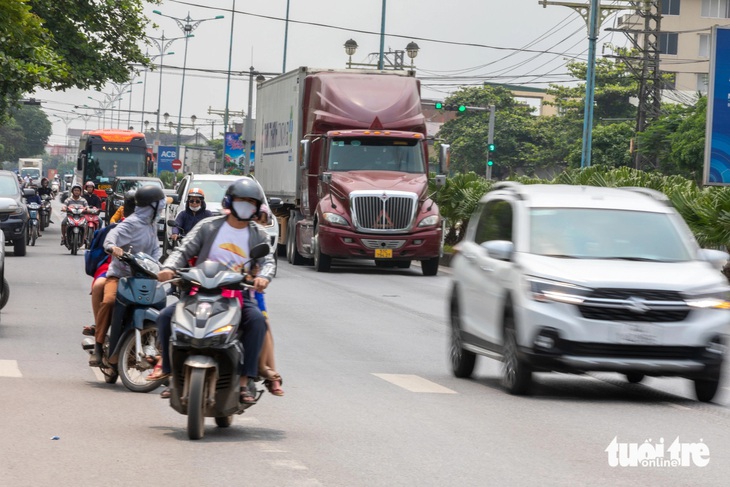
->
<box><xmin>435</xmin><ymin>102</ymin><xmax>443</xmax><ymax>109</ymax></box>
<box><xmin>488</xmin><ymin>160</ymin><xmax>494</xmax><ymax>166</ymax></box>
<box><xmin>458</xmin><ymin>105</ymin><xmax>466</xmax><ymax>112</ymax></box>
<box><xmin>488</xmin><ymin>143</ymin><xmax>495</xmax><ymax>151</ymax></box>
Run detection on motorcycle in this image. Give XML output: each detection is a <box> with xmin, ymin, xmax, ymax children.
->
<box><xmin>40</xmin><ymin>194</ymin><xmax>52</xmax><ymax>230</ymax></box>
<box><xmin>27</xmin><ymin>202</ymin><xmax>41</xmax><ymax>246</ymax></box>
<box><xmin>167</xmin><ymin>242</ymin><xmax>270</xmax><ymax>440</ymax></box>
<box><xmin>84</xmin><ymin>207</ymin><xmax>102</xmax><ymax>248</ymax></box>
<box><xmin>81</xmin><ymin>251</ymin><xmax>168</xmax><ymax>392</ymax></box>
<box><xmin>51</xmin><ymin>180</ymin><xmax>60</xmax><ymax>197</ymax></box>
<box><xmin>65</xmin><ymin>205</ymin><xmax>87</xmax><ymax>255</ymax></box>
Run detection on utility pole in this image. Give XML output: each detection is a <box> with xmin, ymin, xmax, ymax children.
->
<box><xmin>486</xmin><ymin>105</ymin><xmax>495</xmax><ymax>180</ymax></box>
<box><xmin>540</xmin><ymin>1</ymin><xmax>624</xmax><ymax>168</ymax></box>
<box><xmin>244</xmin><ymin>66</ymin><xmax>256</xmax><ymax>175</ymax></box>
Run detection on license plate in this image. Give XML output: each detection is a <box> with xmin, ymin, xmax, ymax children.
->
<box><xmin>616</xmin><ymin>322</ymin><xmax>660</xmax><ymax>345</ymax></box>
<box><xmin>375</xmin><ymin>249</ymin><xmax>392</xmax><ymax>258</ymax></box>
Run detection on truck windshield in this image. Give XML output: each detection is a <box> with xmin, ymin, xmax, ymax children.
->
<box><xmin>328</xmin><ymin>137</ymin><xmax>424</xmax><ymax>173</ymax></box>
<box><xmin>85</xmin><ymin>146</ymin><xmax>146</xmax><ymax>184</ymax></box>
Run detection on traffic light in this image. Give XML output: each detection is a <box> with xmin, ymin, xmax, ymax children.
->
<box><xmin>434</xmin><ymin>102</ymin><xmax>467</xmax><ymax>112</ymax></box>
<box><xmin>488</xmin><ymin>143</ymin><xmax>495</xmax><ymax>152</ymax></box>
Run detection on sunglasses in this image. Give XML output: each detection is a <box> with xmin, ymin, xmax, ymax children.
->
<box><xmin>189</xmin><ymin>199</ymin><xmax>202</xmax><ymax>204</ymax></box>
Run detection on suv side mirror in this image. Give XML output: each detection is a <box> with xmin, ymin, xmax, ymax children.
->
<box><xmin>481</xmin><ymin>240</ymin><xmax>514</xmax><ymax>261</ymax></box>
<box><xmin>0</xmin><ymin>197</ymin><xmax>20</xmax><ymax>215</ymax></box>
<box><xmin>268</xmin><ymin>197</ymin><xmax>283</xmax><ymax>210</ymax></box>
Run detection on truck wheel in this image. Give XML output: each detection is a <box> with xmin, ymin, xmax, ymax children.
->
<box><xmin>0</xmin><ymin>278</ymin><xmax>10</xmax><ymax>310</ymax></box>
<box><xmin>289</xmin><ymin>221</ymin><xmax>307</xmax><ymax>266</ymax></box>
<box><xmin>421</xmin><ymin>257</ymin><xmax>439</xmax><ymax>276</ymax></box>
<box><xmin>313</xmin><ymin>228</ymin><xmax>331</xmax><ymax>272</ymax></box>
<box><xmin>13</xmin><ymin>237</ymin><xmax>26</xmax><ymax>257</ymax></box>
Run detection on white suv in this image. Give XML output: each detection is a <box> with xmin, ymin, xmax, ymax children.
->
<box><xmin>449</xmin><ymin>182</ymin><xmax>730</xmax><ymax>402</ymax></box>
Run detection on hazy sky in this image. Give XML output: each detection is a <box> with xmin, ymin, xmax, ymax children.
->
<box><xmin>37</xmin><ymin>0</ymin><xmax>630</xmax><ymax>145</ymax></box>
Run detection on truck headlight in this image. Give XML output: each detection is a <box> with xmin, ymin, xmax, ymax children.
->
<box><xmin>418</xmin><ymin>215</ymin><xmax>439</xmax><ymax>227</ymax></box>
<box><xmin>323</xmin><ymin>212</ymin><xmax>348</xmax><ymax>226</ymax></box>
<box><xmin>525</xmin><ymin>276</ymin><xmax>592</xmax><ymax>304</ymax></box>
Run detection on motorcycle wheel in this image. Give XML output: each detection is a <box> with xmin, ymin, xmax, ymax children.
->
<box><xmin>188</xmin><ymin>368</ymin><xmax>206</xmax><ymax>440</ymax></box>
<box><xmin>30</xmin><ymin>225</ymin><xmax>37</xmax><ymax>246</ymax></box>
<box><xmin>215</xmin><ymin>416</ymin><xmax>233</xmax><ymax>428</ymax></box>
<box><xmin>118</xmin><ymin>324</ymin><xmax>165</xmax><ymax>393</ymax></box>
<box><xmin>70</xmin><ymin>232</ymin><xmax>78</xmax><ymax>255</ymax></box>
<box><xmin>0</xmin><ymin>278</ymin><xmax>10</xmax><ymax>310</ymax></box>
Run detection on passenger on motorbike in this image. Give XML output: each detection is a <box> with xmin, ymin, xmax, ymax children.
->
<box><xmin>83</xmin><ymin>194</ymin><xmax>137</xmax><ymax>338</ymax></box>
<box><xmin>61</xmin><ymin>184</ymin><xmax>88</xmax><ymax>246</ymax></box>
<box><xmin>83</xmin><ymin>181</ymin><xmax>102</xmax><ymax>209</ymax></box>
<box><xmin>37</xmin><ymin>178</ymin><xmax>53</xmax><ymax>198</ymax></box>
<box><xmin>156</xmin><ymin>178</ymin><xmax>274</xmax><ymax>403</ymax></box>
<box><xmin>109</xmin><ymin>190</ymin><xmax>136</xmax><ymax>224</ymax></box>
<box><xmin>171</xmin><ymin>187</ymin><xmax>213</xmax><ymax>242</ymax></box>
<box><xmin>89</xmin><ymin>185</ymin><xmax>165</xmax><ymax>366</ymax></box>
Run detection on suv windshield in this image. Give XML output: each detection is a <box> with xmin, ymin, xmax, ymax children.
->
<box><xmin>529</xmin><ymin>208</ymin><xmax>693</xmax><ymax>261</ymax></box>
<box><xmin>191</xmin><ymin>179</ymin><xmax>239</xmax><ymax>204</ymax></box>
<box><xmin>0</xmin><ymin>175</ymin><xmax>19</xmax><ymax>196</ymax></box>
<box><xmin>328</xmin><ymin>137</ymin><xmax>424</xmax><ymax>173</ymax></box>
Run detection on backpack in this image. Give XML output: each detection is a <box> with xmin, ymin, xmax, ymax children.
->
<box><xmin>84</xmin><ymin>223</ymin><xmax>117</xmax><ymax>277</ymax></box>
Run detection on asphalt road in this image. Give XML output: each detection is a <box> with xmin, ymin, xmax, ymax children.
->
<box><xmin>1</xmin><ymin>200</ymin><xmax>729</xmax><ymax>486</ymax></box>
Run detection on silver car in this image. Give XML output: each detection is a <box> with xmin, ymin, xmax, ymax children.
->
<box><xmin>449</xmin><ymin>182</ymin><xmax>730</xmax><ymax>402</ymax></box>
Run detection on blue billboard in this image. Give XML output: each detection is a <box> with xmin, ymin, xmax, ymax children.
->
<box><xmin>704</xmin><ymin>26</ymin><xmax>730</xmax><ymax>184</ymax></box>
<box><xmin>157</xmin><ymin>146</ymin><xmax>177</xmax><ymax>175</ymax></box>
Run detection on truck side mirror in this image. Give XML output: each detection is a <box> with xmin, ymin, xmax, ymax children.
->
<box><xmin>320</xmin><ymin>172</ymin><xmax>332</xmax><ymax>185</ymax></box>
<box><xmin>434</xmin><ymin>175</ymin><xmax>447</xmax><ymax>187</ymax></box>
<box><xmin>438</xmin><ymin>144</ymin><xmax>451</xmax><ymax>174</ymax></box>
<box><xmin>300</xmin><ymin>140</ymin><xmax>310</xmax><ymax>169</ymax></box>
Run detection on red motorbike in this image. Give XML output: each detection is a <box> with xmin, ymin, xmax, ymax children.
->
<box><xmin>65</xmin><ymin>205</ymin><xmax>88</xmax><ymax>255</ymax></box>
<box><xmin>84</xmin><ymin>207</ymin><xmax>101</xmax><ymax>248</ymax></box>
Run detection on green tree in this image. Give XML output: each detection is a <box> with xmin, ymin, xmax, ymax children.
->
<box><xmin>1</xmin><ymin>0</ymin><xmax>154</xmax><ymax>120</ymax></box>
<box><xmin>0</xmin><ymin>105</ymin><xmax>51</xmax><ymax>160</ymax></box>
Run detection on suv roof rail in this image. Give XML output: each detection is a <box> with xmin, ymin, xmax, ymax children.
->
<box><xmin>618</xmin><ymin>186</ymin><xmax>673</xmax><ymax>206</ymax></box>
<box><xmin>491</xmin><ymin>181</ymin><xmax>526</xmax><ymax>199</ymax></box>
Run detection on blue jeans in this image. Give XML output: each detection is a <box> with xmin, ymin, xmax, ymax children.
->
<box><xmin>156</xmin><ymin>296</ymin><xmax>266</xmax><ymax>377</ymax></box>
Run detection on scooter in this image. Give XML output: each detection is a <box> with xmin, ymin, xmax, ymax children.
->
<box><xmin>167</xmin><ymin>242</ymin><xmax>270</xmax><ymax>440</ymax></box>
<box><xmin>65</xmin><ymin>205</ymin><xmax>87</xmax><ymax>255</ymax></box>
<box><xmin>40</xmin><ymin>194</ymin><xmax>52</xmax><ymax>230</ymax></box>
<box><xmin>27</xmin><ymin>202</ymin><xmax>41</xmax><ymax>246</ymax></box>
<box><xmin>51</xmin><ymin>180</ymin><xmax>60</xmax><ymax>197</ymax></box>
<box><xmin>81</xmin><ymin>251</ymin><xmax>168</xmax><ymax>392</ymax></box>
<box><xmin>84</xmin><ymin>207</ymin><xmax>101</xmax><ymax>248</ymax></box>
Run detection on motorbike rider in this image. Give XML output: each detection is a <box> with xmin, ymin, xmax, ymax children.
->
<box><xmin>171</xmin><ymin>187</ymin><xmax>213</xmax><ymax>242</ymax></box>
<box><xmin>37</xmin><ymin>178</ymin><xmax>53</xmax><ymax>198</ymax></box>
<box><xmin>61</xmin><ymin>184</ymin><xmax>88</xmax><ymax>246</ymax></box>
<box><xmin>155</xmin><ymin>178</ymin><xmax>274</xmax><ymax>403</ymax></box>
<box><xmin>25</xmin><ymin>186</ymin><xmax>43</xmax><ymax>237</ymax></box>
<box><xmin>83</xmin><ymin>181</ymin><xmax>102</xmax><ymax>209</ymax></box>
<box><xmin>89</xmin><ymin>185</ymin><xmax>165</xmax><ymax>366</ymax></box>
<box><xmin>109</xmin><ymin>190</ymin><xmax>136</xmax><ymax>224</ymax></box>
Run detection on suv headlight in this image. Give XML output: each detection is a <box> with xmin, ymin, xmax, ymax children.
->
<box><xmin>525</xmin><ymin>276</ymin><xmax>592</xmax><ymax>304</ymax></box>
<box><xmin>418</xmin><ymin>215</ymin><xmax>439</xmax><ymax>227</ymax></box>
<box><xmin>685</xmin><ymin>291</ymin><xmax>730</xmax><ymax>309</ymax></box>
<box><xmin>323</xmin><ymin>212</ymin><xmax>348</xmax><ymax>226</ymax></box>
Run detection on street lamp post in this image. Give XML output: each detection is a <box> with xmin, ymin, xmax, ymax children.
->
<box><xmin>153</xmin><ymin>10</ymin><xmax>224</xmax><ymax>162</ymax></box>
<box><xmin>344</xmin><ymin>39</ymin><xmax>419</xmax><ymax>70</ymax></box>
<box><xmin>244</xmin><ymin>68</ymin><xmax>264</xmax><ymax>176</ymax></box>
<box><xmin>378</xmin><ymin>0</ymin><xmax>387</xmax><ymax>69</ymax></box>
<box><xmin>139</xmin><ymin>50</ymin><xmax>174</xmax><ymax>134</ymax></box>
<box><xmin>147</xmin><ymin>32</ymin><xmax>187</xmax><ymax>141</ymax></box>
<box><xmin>223</xmin><ymin>0</ymin><xmax>236</xmax><ymax>171</ymax></box>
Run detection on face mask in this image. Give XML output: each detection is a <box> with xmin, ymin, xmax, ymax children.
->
<box><xmin>232</xmin><ymin>201</ymin><xmax>257</xmax><ymax>220</ymax></box>
<box><xmin>189</xmin><ymin>204</ymin><xmax>200</xmax><ymax>213</ymax></box>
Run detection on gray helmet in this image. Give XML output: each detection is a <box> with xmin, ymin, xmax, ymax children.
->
<box><xmin>134</xmin><ymin>185</ymin><xmax>165</xmax><ymax>207</ymax></box>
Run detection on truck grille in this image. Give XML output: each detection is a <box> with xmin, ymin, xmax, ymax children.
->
<box><xmin>350</xmin><ymin>191</ymin><xmax>417</xmax><ymax>233</ymax></box>
<box><xmin>578</xmin><ymin>289</ymin><xmax>691</xmax><ymax>322</ymax></box>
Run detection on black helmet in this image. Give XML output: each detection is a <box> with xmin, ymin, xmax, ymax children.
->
<box><xmin>224</xmin><ymin>178</ymin><xmax>264</xmax><ymax>221</ymax></box>
<box><xmin>134</xmin><ymin>185</ymin><xmax>165</xmax><ymax>207</ymax></box>
<box><xmin>123</xmin><ymin>190</ymin><xmax>136</xmax><ymax>218</ymax></box>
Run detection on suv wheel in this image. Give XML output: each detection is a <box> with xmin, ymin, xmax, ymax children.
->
<box><xmin>501</xmin><ymin>314</ymin><xmax>532</xmax><ymax>395</ymax></box>
<box><xmin>449</xmin><ymin>291</ymin><xmax>475</xmax><ymax>378</ymax></box>
<box><xmin>13</xmin><ymin>237</ymin><xmax>26</xmax><ymax>257</ymax></box>
<box><xmin>694</xmin><ymin>368</ymin><xmax>722</xmax><ymax>403</ymax></box>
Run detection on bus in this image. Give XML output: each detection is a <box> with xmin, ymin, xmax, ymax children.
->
<box><xmin>75</xmin><ymin>129</ymin><xmax>152</xmax><ymax>210</ymax></box>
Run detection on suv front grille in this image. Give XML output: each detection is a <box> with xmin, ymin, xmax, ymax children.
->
<box><xmin>351</xmin><ymin>192</ymin><xmax>417</xmax><ymax>233</ymax></box>
<box><xmin>578</xmin><ymin>288</ymin><xmax>691</xmax><ymax>322</ymax></box>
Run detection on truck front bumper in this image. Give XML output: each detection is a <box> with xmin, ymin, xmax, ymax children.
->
<box><xmin>317</xmin><ymin>224</ymin><xmax>442</xmax><ymax>260</ymax></box>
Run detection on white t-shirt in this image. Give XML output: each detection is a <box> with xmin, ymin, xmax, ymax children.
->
<box><xmin>206</xmin><ymin>222</ymin><xmax>251</xmax><ymax>273</ymax></box>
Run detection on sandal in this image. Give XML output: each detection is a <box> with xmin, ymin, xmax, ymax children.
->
<box><xmin>146</xmin><ymin>363</ymin><xmax>170</xmax><ymax>381</ymax></box>
<box><xmin>264</xmin><ymin>374</ymin><xmax>284</xmax><ymax>397</ymax></box>
<box><xmin>240</xmin><ymin>383</ymin><xmax>257</xmax><ymax>404</ymax></box>
<box><xmin>82</xmin><ymin>325</ymin><xmax>96</xmax><ymax>336</ymax></box>
<box><xmin>160</xmin><ymin>387</ymin><xmax>171</xmax><ymax>399</ymax></box>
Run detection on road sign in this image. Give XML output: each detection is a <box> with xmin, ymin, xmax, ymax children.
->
<box><xmin>171</xmin><ymin>159</ymin><xmax>182</xmax><ymax>170</ymax></box>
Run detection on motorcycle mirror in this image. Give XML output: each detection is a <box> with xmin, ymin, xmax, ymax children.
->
<box><xmin>105</xmin><ymin>188</ymin><xmax>113</xmax><ymax>195</ymax></box>
<box><xmin>167</xmin><ymin>219</ymin><xmax>177</xmax><ymax>227</ymax></box>
<box><xmin>249</xmin><ymin>242</ymin><xmax>270</xmax><ymax>260</ymax></box>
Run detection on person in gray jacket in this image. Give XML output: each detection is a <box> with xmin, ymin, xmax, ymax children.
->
<box><xmin>89</xmin><ymin>185</ymin><xmax>166</xmax><ymax>366</ymax></box>
<box><xmin>155</xmin><ymin>178</ymin><xmax>274</xmax><ymax>403</ymax></box>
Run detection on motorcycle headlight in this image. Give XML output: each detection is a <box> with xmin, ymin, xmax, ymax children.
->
<box><xmin>525</xmin><ymin>276</ymin><xmax>592</xmax><ymax>304</ymax></box>
<box><xmin>323</xmin><ymin>212</ymin><xmax>348</xmax><ymax>226</ymax></box>
<box><xmin>205</xmin><ymin>324</ymin><xmax>235</xmax><ymax>337</ymax></box>
<box><xmin>418</xmin><ymin>215</ymin><xmax>439</xmax><ymax>227</ymax></box>
<box><xmin>685</xmin><ymin>291</ymin><xmax>730</xmax><ymax>309</ymax></box>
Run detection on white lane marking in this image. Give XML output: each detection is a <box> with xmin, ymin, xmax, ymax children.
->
<box><xmin>372</xmin><ymin>373</ymin><xmax>457</xmax><ymax>394</ymax></box>
<box><xmin>269</xmin><ymin>459</ymin><xmax>309</xmax><ymax>471</ymax></box>
<box><xmin>664</xmin><ymin>402</ymin><xmax>691</xmax><ymax>411</ymax></box>
<box><xmin>0</xmin><ymin>360</ymin><xmax>22</xmax><ymax>378</ymax></box>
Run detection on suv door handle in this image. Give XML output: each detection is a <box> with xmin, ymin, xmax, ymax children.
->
<box><xmin>480</xmin><ymin>265</ymin><xmax>494</xmax><ymax>272</ymax></box>
<box><xmin>464</xmin><ymin>253</ymin><xmax>476</xmax><ymax>261</ymax></box>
